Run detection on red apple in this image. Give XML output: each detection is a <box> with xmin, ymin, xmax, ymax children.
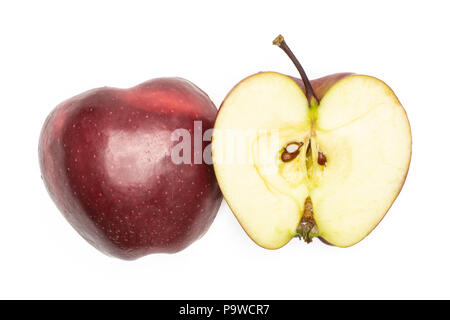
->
<box><xmin>39</xmin><ymin>78</ymin><xmax>222</xmax><ymax>260</ymax></box>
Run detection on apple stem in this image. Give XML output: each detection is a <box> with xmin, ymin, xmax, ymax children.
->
<box><xmin>273</xmin><ymin>35</ymin><xmax>319</xmax><ymax>106</ymax></box>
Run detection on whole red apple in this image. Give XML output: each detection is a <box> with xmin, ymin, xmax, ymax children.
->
<box><xmin>39</xmin><ymin>78</ymin><xmax>222</xmax><ymax>260</ymax></box>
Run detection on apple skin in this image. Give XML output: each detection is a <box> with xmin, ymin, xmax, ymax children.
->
<box><xmin>291</xmin><ymin>72</ymin><xmax>354</xmax><ymax>100</ymax></box>
<box><xmin>39</xmin><ymin>78</ymin><xmax>222</xmax><ymax>260</ymax></box>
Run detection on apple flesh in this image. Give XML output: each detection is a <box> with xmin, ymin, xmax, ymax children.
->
<box><xmin>39</xmin><ymin>78</ymin><xmax>222</xmax><ymax>260</ymax></box>
<box><xmin>212</xmin><ymin>40</ymin><xmax>411</xmax><ymax>248</ymax></box>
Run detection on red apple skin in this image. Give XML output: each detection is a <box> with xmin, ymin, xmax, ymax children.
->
<box><xmin>291</xmin><ymin>72</ymin><xmax>354</xmax><ymax>100</ymax></box>
<box><xmin>39</xmin><ymin>78</ymin><xmax>222</xmax><ymax>260</ymax></box>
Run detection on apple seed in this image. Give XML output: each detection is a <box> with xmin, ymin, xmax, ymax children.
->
<box><xmin>281</xmin><ymin>142</ymin><xmax>303</xmax><ymax>162</ymax></box>
<box><xmin>318</xmin><ymin>152</ymin><xmax>327</xmax><ymax>165</ymax></box>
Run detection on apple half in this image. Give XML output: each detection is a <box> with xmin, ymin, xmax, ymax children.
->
<box><xmin>212</xmin><ymin>36</ymin><xmax>411</xmax><ymax>248</ymax></box>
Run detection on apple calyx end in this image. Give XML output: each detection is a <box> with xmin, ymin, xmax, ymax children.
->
<box><xmin>297</xmin><ymin>197</ymin><xmax>319</xmax><ymax>243</ymax></box>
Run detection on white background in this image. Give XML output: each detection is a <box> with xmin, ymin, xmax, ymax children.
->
<box><xmin>0</xmin><ymin>0</ymin><xmax>449</xmax><ymax>299</ymax></box>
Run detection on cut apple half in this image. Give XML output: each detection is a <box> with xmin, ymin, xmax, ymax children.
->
<box><xmin>212</xmin><ymin>36</ymin><xmax>411</xmax><ymax>249</ymax></box>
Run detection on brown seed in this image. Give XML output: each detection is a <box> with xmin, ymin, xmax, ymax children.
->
<box><xmin>281</xmin><ymin>149</ymin><xmax>299</xmax><ymax>162</ymax></box>
<box><xmin>281</xmin><ymin>142</ymin><xmax>304</xmax><ymax>163</ymax></box>
<box><xmin>318</xmin><ymin>152</ymin><xmax>327</xmax><ymax>165</ymax></box>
